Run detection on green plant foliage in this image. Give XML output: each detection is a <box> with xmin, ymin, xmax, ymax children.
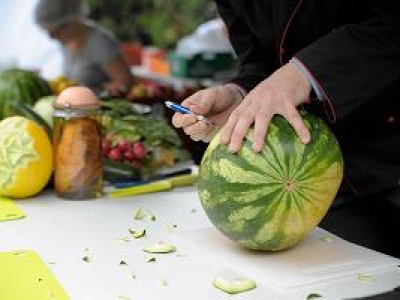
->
<box><xmin>87</xmin><ymin>0</ymin><xmax>146</xmax><ymax>42</ymax></box>
<box><xmin>87</xmin><ymin>0</ymin><xmax>213</xmax><ymax>48</ymax></box>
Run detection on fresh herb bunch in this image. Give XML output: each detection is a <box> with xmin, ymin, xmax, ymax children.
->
<box><xmin>101</xmin><ymin>100</ymin><xmax>190</xmax><ymax>179</ymax></box>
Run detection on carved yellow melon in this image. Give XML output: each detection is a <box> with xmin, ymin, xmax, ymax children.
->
<box><xmin>0</xmin><ymin>116</ymin><xmax>53</xmax><ymax>198</ymax></box>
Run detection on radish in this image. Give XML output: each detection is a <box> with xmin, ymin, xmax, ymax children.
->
<box><xmin>118</xmin><ymin>140</ymin><xmax>130</xmax><ymax>152</ymax></box>
<box><xmin>132</xmin><ymin>142</ymin><xmax>146</xmax><ymax>159</ymax></box>
<box><xmin>108</xmin><ymin>148</ymin><xmax>123</xmax><ymax>161</ymax></box>
<box><xmin>124</xmin><ymin>148</ymin><xmax>135</xmax><ymax>161</ymax></box>
<box><xmin>102</xmin><ymin>139</ymin><xmax>111</xmax><ymax>154</ymax></box>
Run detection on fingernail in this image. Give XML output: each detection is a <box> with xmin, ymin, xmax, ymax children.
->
<box><xmin>302</xmin><ymin>134</ymin><xmax>311</xmax><ymax>144</ymax></box>
<box><xmin>220</xmin><ymin>135</ymin><xmax>228</xmax><ymax>144</ymax></box>
<box><xmin>252</xmin><ymin>145</ymin><xmax>262</xmax><ymax>153</ymax></box>
<box><xmin>228</xmin><ymin>143</ymin><xmax>239</xmax><ymax>153</ymax></box>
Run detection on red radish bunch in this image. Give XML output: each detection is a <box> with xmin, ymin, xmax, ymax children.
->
<box><xmin>102</xmin><ymin>135</ymin><xmax>148</xmax><ymax>166</ymax></box>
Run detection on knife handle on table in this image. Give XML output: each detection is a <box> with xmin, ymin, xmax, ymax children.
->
<box><xmin>108</xmin><ymin>174</ymin><xmax>198</xmax><ymax>198</ymax></box>
<box><xmin>168</xmin><ymin>174</ymin><xmax>198</xmax><ymax>187</ymax></box>
<box><xmin>113</xmin><ymin>168</ymin><xmax>193</xmax><ymax>188</ymax></box>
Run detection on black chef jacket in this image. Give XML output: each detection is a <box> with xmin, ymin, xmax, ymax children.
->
<box><xmin>215</xmin><ymin>0</ymin><xmax>400</xmax><ymax>198</ymax></box>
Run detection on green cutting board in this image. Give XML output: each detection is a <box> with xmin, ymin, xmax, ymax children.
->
<box><xmin>0</xmin><ymin>197</ymin><xmax>25</xmax><ymax>221</ymax></box>
<box><xmin>0</xmin><ymin>250</ymin><xmax>70</xmax><ymax>300</ymax></box>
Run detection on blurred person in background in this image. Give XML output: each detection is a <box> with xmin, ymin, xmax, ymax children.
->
<box><xmin>35</xmin><ymin>0</ymin><xmax>133</xmax><ymax>96</ymax></box>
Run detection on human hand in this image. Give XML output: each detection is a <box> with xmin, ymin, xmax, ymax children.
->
<box><xmin>221</xmin><ymin>63</ymin><xmax>312</xmax><ymax>153</ymax></box>
<box><xmin>103</xmin><ymin>82</ymin><xmax>129</xmax><ymax>97</ymax></box>
<box><xmin>171</xmin><ymin>84</ymin><xmax>243</xmax><ymax>142</ymax></box>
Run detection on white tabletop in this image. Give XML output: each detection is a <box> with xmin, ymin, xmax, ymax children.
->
<box><xmin>0</xmin><ymin>187</ymin><xmax>399</xmax><ymax>300</ymax></box>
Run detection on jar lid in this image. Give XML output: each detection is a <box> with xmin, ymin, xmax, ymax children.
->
<box><xmin>54</xmin><ymin>86</ymin><xmax>101</xmax><ymax>109</ymax></box>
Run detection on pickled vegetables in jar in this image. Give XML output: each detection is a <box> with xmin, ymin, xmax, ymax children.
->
<box><xmin>53</xmin><ymin>87</ymin><xmax>103</xmax><ymax>199</ymax></box>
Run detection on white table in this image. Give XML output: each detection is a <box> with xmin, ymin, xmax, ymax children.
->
<box><xmin>0</xmin><ymin>187</ymin><xmax>399</xmax><ymax>300</ymax></box>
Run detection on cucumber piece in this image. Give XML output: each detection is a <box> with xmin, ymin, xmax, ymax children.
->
<box><xmin>128</xmin><ymin>228</ymin><xmax>146</xmax><ymax>238</ymax></box>
<box><xmin>307</xmin><ymin>294</ymin><xmax>322</xmax><ymax>299</ymax></box>
<box><xmin>143</xmin><ymin>242</ymin><xmax>176</xmax><ymax>254</ymax></box>
<box><xmin>213</xmin><ymin>276</ymin><xmax>256</xmax><ymax>294</ymax></box>
<box><xmin>133</xmin><ymin>207</ymin><xmax>145</xmax><ymax>220</ymax></box>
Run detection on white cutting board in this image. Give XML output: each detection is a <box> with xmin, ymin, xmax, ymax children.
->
<box><xmin>174</xmin><ymin>227</ymin><xmax>400</xmax><ymax>290</ymax></box>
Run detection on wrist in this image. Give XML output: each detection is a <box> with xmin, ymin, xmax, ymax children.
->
<box><xmin>289</xmin><ymin>57</ymin><xmax>325</xmax><ymax>102</ymax></box>
<box><xmin>284</xmin><ymin>62</ymin><xmax>311</xmax><ymax>105</ymax></box>
<box><xmin>224</xmin><ymin>83</ymin><xmax>247</xmax><ymax>102</ymax></box>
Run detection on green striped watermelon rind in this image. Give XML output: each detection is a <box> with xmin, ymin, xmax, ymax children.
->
<box><xmin>0</xmin><ymin>68</ymin><xmax>52</xmax><ymax>119</ymax></box>
<box><xmin>198</xmin><ymin>112</ymin><xmax>344</xmax><ymax>251</ymax></box>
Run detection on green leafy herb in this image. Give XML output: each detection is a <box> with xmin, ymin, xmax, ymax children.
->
<box><xmin>101</xmin><ymin>99</ymin><xmax>191</xmax><ymax>179</ymax></box>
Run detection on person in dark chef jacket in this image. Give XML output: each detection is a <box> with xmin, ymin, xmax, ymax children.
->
<box><xmin>171</xmin><ymin>0</ymin><xmax>400</xmax><ymax>258</ymax></box>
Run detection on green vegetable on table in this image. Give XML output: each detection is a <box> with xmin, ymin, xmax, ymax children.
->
<box><xmin>143</xmin><ymin>242</ymin><xmax>176</xmax><ymax>254</ymax></box>
<box><xmin>101</xmin><ymin>99</ymin><xmax>190</xmax><ymax>180</ymax></box>
<box><xmin>213</xmin><ymin>276</ymin><xmax>257</xmax><ymax>294</ymax></box>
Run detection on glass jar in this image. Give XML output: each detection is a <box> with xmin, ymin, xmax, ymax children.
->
<box><xmin>53</xmin><ymin>100</ymin><xmax>103</xmax><ymax>200</ymax></box>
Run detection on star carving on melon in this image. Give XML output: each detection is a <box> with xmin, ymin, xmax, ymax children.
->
<box><xmin>0</xmin><ymin>126</ymin><xmax>37</xmax><ymax>187</ymax></box>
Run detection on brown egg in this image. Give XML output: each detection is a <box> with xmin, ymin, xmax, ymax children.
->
<box><xmin>54</xmin><ymin>86</ymin><xmax>100</xmax><ymax>108</ymax></box>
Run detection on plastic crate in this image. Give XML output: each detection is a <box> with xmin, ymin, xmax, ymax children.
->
<box><xmin>168</xmin><ymin>52</ymin><xmax>237</xmax><ymax>79</ymax></box>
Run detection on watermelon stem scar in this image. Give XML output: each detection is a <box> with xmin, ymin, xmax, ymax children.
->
<box><xmin>283</xmin><ymin>180</ymin><xmax>296</xmax><ymax>192</ymax></box>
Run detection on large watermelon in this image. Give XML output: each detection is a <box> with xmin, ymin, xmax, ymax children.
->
<box><xmin>0</xmin><ymin>68</ymin><xmax>52</xmax><ymax>119</ymax></box>
<box><xmin>198</xmin><ymin>112</ymin><xmax>344</xmax><ymax>251</ymax></box>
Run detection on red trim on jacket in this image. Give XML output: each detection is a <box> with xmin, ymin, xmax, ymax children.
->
<box><xmin>278</xmin><ymin>0</ymin><xmax>304</xmax><ymax>65</ymax></box>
